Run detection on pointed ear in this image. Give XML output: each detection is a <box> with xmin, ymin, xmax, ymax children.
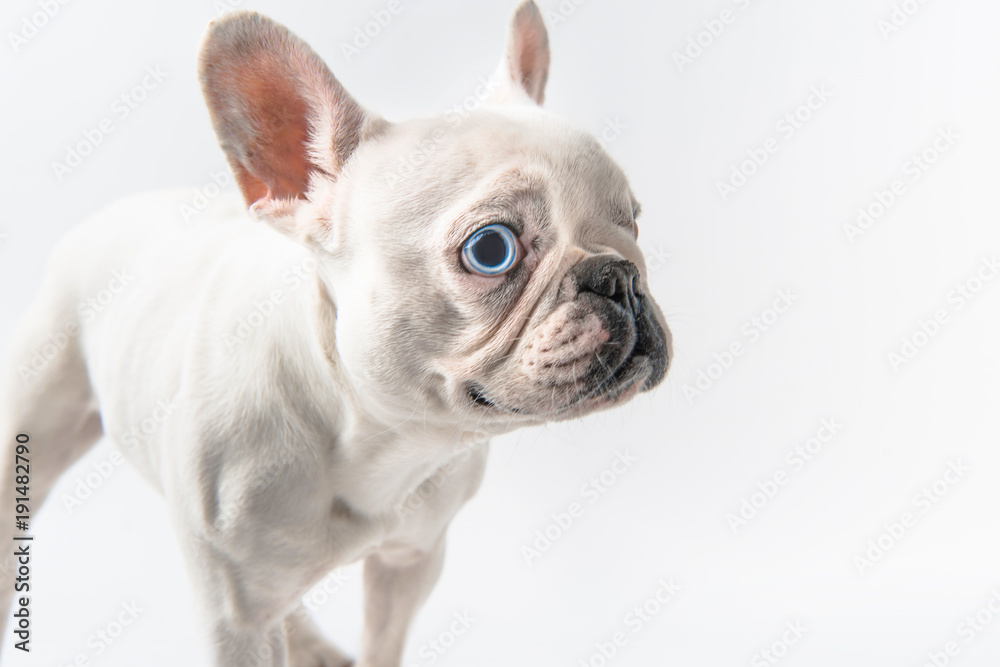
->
<box><xmin>198</xmin><ymin>11</ymin><xmax>377</xmax><ymax>220</ymax></box>
<box><xmin>492</xmin><ymin>0</ymin><xmax>550</xmax><ymax>105</ymax></box>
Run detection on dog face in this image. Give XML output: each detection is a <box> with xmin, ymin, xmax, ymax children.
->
<box><xmin>199</xmin><ymin>3</ymin><xmax>670</xmax><ymax>432</ymax></box>
<box><xmin>323</xmin><ymin>111</ymin><xmax>671</xmax><ymax>428</ymax></box>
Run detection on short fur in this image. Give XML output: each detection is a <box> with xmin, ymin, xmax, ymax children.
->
<box><xmin>0</xmin><ymin>3</ymin><xmax>671</xmax><ymax>665</ymax></box>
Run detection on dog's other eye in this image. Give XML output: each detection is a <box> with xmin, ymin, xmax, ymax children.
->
<box><xmin>461</xmin><ymin>223</ymin><xmax>519</xmax><ymax>276</ymax></box>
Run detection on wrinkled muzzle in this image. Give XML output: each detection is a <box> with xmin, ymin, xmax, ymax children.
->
<box><xmin>469</xmin><ymin>254</ymin><xmax>669</xmax><ymax>417</ymax></box>
<box><xmin>562</xmin><ymin>255</ymin><xmax>668</xmax><ymax>398</ymax></box>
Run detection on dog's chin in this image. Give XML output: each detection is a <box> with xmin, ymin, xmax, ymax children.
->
<box><xmin>549</xmin><ymin>356</ymin><xmax>655</xmax><ymax>420</ymax></box>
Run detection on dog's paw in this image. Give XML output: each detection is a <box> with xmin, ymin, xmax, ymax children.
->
<box><xmin>285</xmin><ymin>611</ymin><xmax>354</xmax><ymax>667</ymax></box>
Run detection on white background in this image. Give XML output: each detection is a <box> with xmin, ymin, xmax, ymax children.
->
<box><xmin>3</xmin><ymin>0</ymin><xmax>1000</xmax><ymax>665</ymax></box>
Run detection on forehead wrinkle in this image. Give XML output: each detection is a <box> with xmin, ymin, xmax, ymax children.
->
<box><xmin>444</xmin><ymin>166</ymin><xmax>552</xmax><ymax>247</ymax></box>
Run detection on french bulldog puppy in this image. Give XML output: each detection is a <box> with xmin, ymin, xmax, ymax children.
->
<box><xmin>0</xmin><ymin>2</ymin><xmax>670</xmax><ymax>665</ymax></box>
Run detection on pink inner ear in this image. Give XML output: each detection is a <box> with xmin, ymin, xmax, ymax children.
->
<box><xmin>516</xmin><ymin>32</ymin><xmax>548</xmax><ymax>101</ymax></box>
<box><xmin>508</xmin><ymin>2</ymin><xmax>550</xmax><ymax>105</ymax></box>
<box><xmin>200</xmin><ymin>13</ymin><xmax>368</xmax><ymax>210</ymax></box>
<box><xmin>238</xmin><ymin>59</ymin><xmax>312</xmax><ymax>202</ymax></box>
<box><xmin>210</xmin><ymin>49</ymin><xmax>314</xmax><ymax>206</ymax></box>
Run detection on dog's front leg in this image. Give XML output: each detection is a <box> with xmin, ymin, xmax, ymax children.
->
<box><xmin>356</xmin><ymin>536</ymin><xmax>447</xmax><ymax>667</ymax></box>
<box><xmin>178</xmin><ymin>531</ymin><xmax>298</xmax><ymax>667</ymax></box>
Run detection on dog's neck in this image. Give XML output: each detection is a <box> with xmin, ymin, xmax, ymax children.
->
<box><xmin>268</xmin><ymin>271</ymin><xmax>486</xmax><ymax>517</ymax></box>
<box><xmin>307</xmin><ymin>269</ymin><xmax>485</xmax><ymax>437</ymax></box>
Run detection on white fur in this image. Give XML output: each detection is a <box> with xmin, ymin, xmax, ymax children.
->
<box><xmin>0</xmin><ymin>3</ymin><xmax>669</xmax><ymax>666</ymax></box>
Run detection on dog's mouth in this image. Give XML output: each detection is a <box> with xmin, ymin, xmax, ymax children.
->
<box><xmin>467</xmin><ymin>384</ymin><xmax>511</xmax><ymax>412</ymax></box>
<box><xmin>585</xmin><ymin>345</ymin><xmax>650</xmax><ymax>399</ymax></box>
<box><xmin>465</xmin><ymin>304</ymin><xmax>667</xmax><ymax>419</ymax></box>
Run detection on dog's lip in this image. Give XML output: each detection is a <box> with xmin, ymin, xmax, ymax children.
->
<box><xmin>546</xmin><ymin>358</ymin><xmax>650</xmax><ymax>418</ymax></box>
<box><xmin>587</xmin><ymin>350</ymin><xmax>642</xmax><ymax>397</ymax></box>
<box><xmin>572</xmin><ymin>345</ymin><xmax>653</xmax><ymax>405</ymax></box>
<box><xmin>467</xmin><ymin>384</ymin><xmax>520</xmax><ymax>414</ymax></box>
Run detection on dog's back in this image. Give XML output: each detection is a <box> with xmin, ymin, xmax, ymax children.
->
<box><xmin>0</xmin><ymin>189</ymin><xmax>321</xmax><ymax>637</ymax></box>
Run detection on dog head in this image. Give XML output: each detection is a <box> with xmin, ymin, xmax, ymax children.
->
<box><xmin>199</xmin><ymin>2</ymin><xmax>671</xmax><ymax>432</ymax></box>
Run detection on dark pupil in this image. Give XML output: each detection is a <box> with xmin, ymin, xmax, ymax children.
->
<box><xmin>473</xmin><ymin>231</ymin><xmax>507</xmax><ymax>267</ymax></box>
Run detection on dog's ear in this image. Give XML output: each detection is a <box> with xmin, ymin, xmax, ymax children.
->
<box><xmin>199</xmin><ymin>11</ymin><xmax>378</xmax><ymax>222</ymax></box>
<box><xmin>493</xmin><ymin>0</ymin><xmax>550</xmax><ymax>105</ymax></box>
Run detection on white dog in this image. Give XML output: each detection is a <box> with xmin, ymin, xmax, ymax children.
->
<box><xmin>0</xmin><ymin>3</ymin><xmax>670</xmax><ymax>665</ymax></box>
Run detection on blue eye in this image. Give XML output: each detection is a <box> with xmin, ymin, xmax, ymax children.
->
<box><xmin>461</xmin><ymin>224</ymin><xmax>518</xmax><ymax>276</ymax></box>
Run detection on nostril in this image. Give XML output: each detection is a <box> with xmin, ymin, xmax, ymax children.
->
<box><xmin>602</xmin><ymin>275</ymin><xmax>622</xmax><ymax>301</ymax></box>
<box><xmin>626</xmin><ymin>275</ymin><xmax>640</xmax><ymax>313</ymax></box>
<box><xmin>575</xmin><ymin>257</ymin><xmax>640</xmax><ymax>312</ymax></box>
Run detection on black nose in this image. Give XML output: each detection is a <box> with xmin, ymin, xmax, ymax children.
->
<box><xmin>574</xmin><ymin>256</ymin><xmax>641</xmax><ymax>313</ymax></box>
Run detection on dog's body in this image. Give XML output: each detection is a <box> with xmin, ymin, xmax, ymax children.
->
<box><xmin>0</xmin><ymin>4</ymin><xmax>670</xmax><ymax>666</ymax></box>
